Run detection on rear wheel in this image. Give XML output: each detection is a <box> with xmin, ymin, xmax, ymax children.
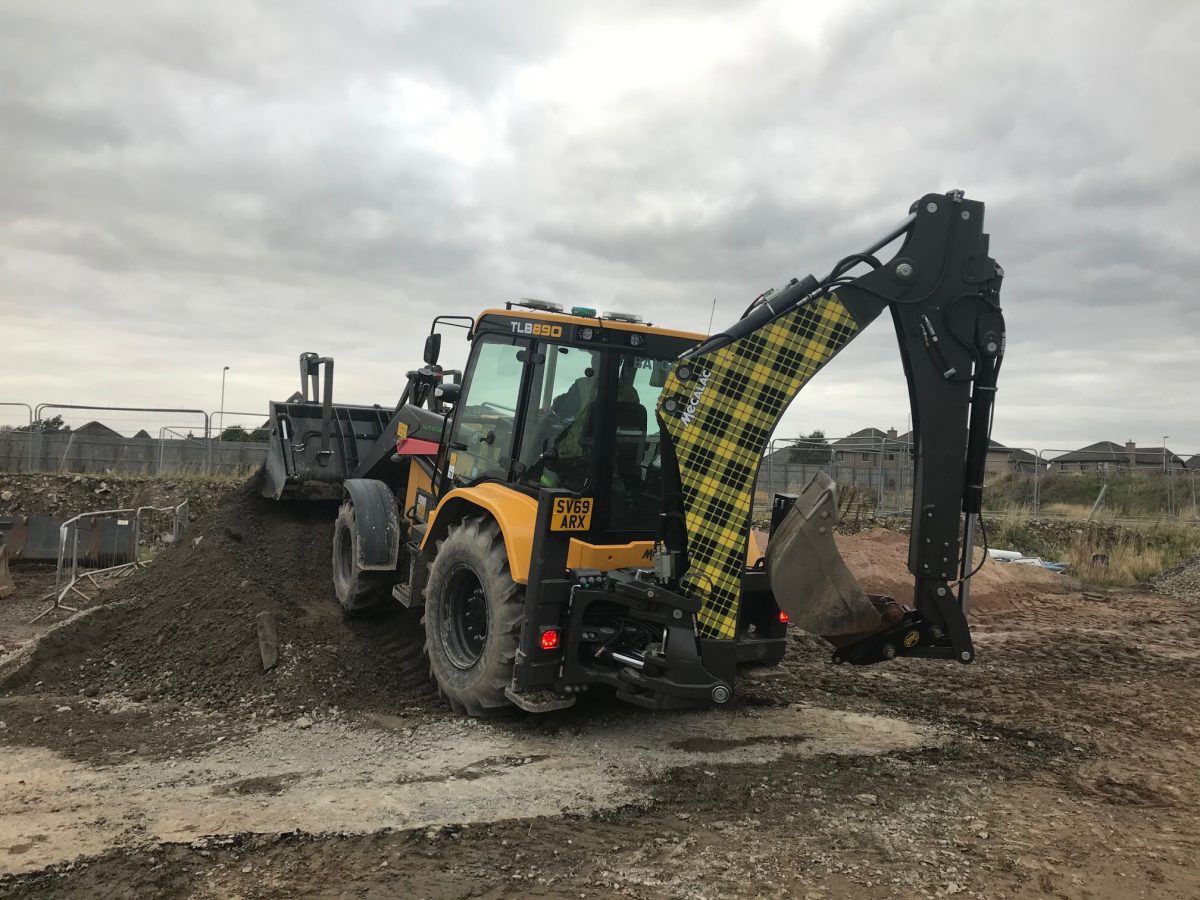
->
<box><xmin>423</xmin><ymin>516</ymin><xmax>522</xmax><ymax>716</ymax></box>
<box><xmin>332</xmin><ymin>501</ymin><xmax>393</xmax><ymax>614</ymax></box>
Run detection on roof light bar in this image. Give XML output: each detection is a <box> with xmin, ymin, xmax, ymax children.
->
<box><xmin>515</xmin><ymin>298</ymin><xmax>563</xmax><ymax>313</ymax></box>
<box><xmin>602</xmin><ymin>311</ymin><xmax>642</xmax><ymax>323</ymax></box>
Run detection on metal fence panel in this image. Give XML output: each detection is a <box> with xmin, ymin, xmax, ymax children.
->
<box><xmin>758</xmin><ymin>437</ymin><xmax>1196</xmax><ymax>524</ymax></box>
<box><xmin>0</xmin><ymin>402</ymin><xmax>35</xmax><ymax>472</ymax></box>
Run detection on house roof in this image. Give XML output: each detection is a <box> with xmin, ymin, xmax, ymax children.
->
<box><xmin>75</xmin><ymin>421</ymin><xmax>122</xmax><ymax>438</ymax></box>
<box><xmin>1050</xmin><ymin>441</ymin><xmax>1186</xmax><ymax>467</ymax></box>
<box><xmin>831</xmin><ymin>427</ymin><xmax>908</xmax><ymax>451</ymax></box>
<box><xmin>988</xmin><ymin>439</ymin><xmax>1038</xmax><ymax>463</ymax></box>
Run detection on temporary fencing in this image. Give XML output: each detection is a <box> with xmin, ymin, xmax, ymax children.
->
<box><xmin>0</xmin><ymin>403</ymin><xmax>35</xmax><ymax>472</ymax></box>
<box><xmin>757</xmin><ymin>436</ymin><xmax>1198</xmax><ymax>523</ymax></box>
<box><xmin>0</xmin><ymin>402</ymin><xmax>266</xmax><ymax>476</ymax></box>
<box><xmin>32</xmin><ymin>500</ymin><xmax>189</xmax><ymax>622</ymax></box>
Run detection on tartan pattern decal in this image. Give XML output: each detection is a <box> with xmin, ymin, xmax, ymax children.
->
<box><xmin>657</xmin><ymin>294</ymin><xmax>860</xmax><ymax>639</ymax></box>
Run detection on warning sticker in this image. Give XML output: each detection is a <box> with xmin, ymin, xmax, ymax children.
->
<box><xmin>550</xmin><ymin>496</ymin><xmax>593</xmax><ymax>532</ymax></box>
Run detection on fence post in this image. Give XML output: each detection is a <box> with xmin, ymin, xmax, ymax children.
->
<box><xmin>875</xmin><ymin>435</ymin><xmax>885</xmax><ymax>512</ymax></box>
<box><xmin>1034</xmin><ymin>451</ymin><xmax>1043</xmax><ymax>521</ymax></box>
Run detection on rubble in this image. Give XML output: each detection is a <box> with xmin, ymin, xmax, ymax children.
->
<box><xmin>0</xmin><ymin>472</ymin><xmax>230</xmax><ymax>520</ymax></box>
<box><xmin>1152</xmin><ymin>553</ymin><xmax>1200</xmax><ymax>601</ymax></box>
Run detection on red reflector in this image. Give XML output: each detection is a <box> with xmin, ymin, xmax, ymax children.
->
<box><xmin>540</xmin><ymin>629</ymin><xmax>561</xmax><ymax>651</ymax></box>
<box><xmin>778</xmin><ymin>611</ymin><xmax>789</xmax><ymax>624</ymax></box>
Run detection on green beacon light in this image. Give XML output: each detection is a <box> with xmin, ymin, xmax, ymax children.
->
<box><xmin>571</xmin><ymin>306</ymin><xmax>597</xmax><ymax>318</ymax></box>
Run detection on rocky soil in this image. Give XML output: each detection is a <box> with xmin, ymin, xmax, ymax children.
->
<box><xmin>0</xmin><ymin>475</ymin><xmax>1198</xmax><ymax>898</ymax></box>
<box><xmin>1152</xmin><ymin>553</ymin><xmax>1200</xmax><ymax>601</ymax></box>
<box><xmin>0</xmin><ymin>472</ymin><xmax>232</xmax><ymax>521</ymax></box>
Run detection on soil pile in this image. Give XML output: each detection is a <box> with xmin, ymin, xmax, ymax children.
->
<box><xmin>835</xmin><ymin>528</ymin><xmax>1066</xmax><ymax>612</ymax></box>
<box><xmin>0</xmin><ymin>472</ymin><xmax>232</xmax><ymax>520</ymax></box>
<box><xmin>1153</xmin><ymin>553</ymin><xmax>1200</xmax><ymax>601</ymax></box>
<box><xmin>1</xmin><ymin>475</ymin><xmax>431</xmax><ymax>716</ymax></box>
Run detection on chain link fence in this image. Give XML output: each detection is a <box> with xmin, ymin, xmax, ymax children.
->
<box><xmin>757</xmin><ymin>435</ymin><xmax>1198</xmax><ymax>524</ymax></box>
<box><xmin>0</xmin><ymin>402</ymin><xmax>266</xmax><ymax>476</ymax></box>
<box><xmin>3</xmin><ymin>399</ymin><xmax>1197</xmax><ymax>521</ymax></box>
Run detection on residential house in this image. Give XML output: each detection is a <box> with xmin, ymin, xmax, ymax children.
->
<box><xmin>831</xmin><ymin>427</ymin><xmax>910</xmax><ymax>468</ymax></box>
<box><xmin>985</xmin><ymin>440</ymin><xmax>1039</xmax><ymax>475</ymax></box>
<box><xmin>1049</xmin><ymin>440</ymin><xmax>1186</xmax><ymax>473</ymax></box>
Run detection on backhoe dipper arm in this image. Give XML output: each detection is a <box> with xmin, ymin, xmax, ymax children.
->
<box><xmin>656</xmin><ymin>190</ymin><xmax>1004</xmax><ymax>663</ymax></box>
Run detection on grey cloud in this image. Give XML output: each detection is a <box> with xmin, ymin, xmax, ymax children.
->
<box><xmin>2</xmin><ymin>0</ymin><xmax>1198</xmax><ymax>452</ymax></box>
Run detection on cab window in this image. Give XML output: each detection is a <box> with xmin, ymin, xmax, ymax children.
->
<box><xmin>447</xmin><ymin>336</ymin><xmax>524</xmax><ymax>487</ymax></box>
<box><xmin>608</xmin><ymin>355</ymin><xmax>671</xmax><ymax>530</ymax></box>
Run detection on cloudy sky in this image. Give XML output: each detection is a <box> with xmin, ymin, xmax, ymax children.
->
<box><xmin>3</xmin><ymin>0</ymin><xmax>1198</xmax><ymax>453</ymax></box>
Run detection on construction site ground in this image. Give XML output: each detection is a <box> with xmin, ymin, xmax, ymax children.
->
<box><xmin>1</xmin><ymin>480</ymin><xmax>1198</xmax><ymax>899</ymax></box>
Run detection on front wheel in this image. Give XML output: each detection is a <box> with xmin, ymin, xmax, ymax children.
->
<box><xmin>332</xmin><ymin>501</ymin><xmax>393</xmax><ymax>615</ymax></box>
<box><xmin>423</xmin><ymin>516</ymin><xmax>523</xmax><ymax>716</ymax></box>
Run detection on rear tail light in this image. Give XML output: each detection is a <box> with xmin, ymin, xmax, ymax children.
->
<box><xmin>778</xmin><ymin>610</ymin><xmax>789</xmax><ymax>624</ymax></box>
<box><xmin>539</xmin><ymin>628</ymin><xmax>561</xmax><ymax>651</ymax></box>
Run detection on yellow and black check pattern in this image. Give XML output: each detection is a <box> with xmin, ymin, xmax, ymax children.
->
<box><xmin>657</xmin><ymin>294</ymin><xmax>860</xmax><ymax>639</ymax></box>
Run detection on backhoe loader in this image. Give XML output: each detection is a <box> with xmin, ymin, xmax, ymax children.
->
<box><xmin>262</xmin><ymin>190</ymin><xmax>1005</xmax><ymax>715</ymax></box>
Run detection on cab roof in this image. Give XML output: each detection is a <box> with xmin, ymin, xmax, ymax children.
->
<box><xmin>476</xmin><ymin>306</ymin><xmax>706</xmax><ymax>342</ymax></box>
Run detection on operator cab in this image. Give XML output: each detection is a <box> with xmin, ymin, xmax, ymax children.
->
<box><xmin>437</xmin><ymin>300</ymin><xmax>705</xmax><ymax>545</ymax></box>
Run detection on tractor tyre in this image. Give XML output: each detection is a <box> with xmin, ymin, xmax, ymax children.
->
<box><xmin>332</xmin><ymin>501</ymin><xmax>393</xmax><ymax>615</ymax></box>
<box><xmin>423</xmin><ymin>516</ymin><xmax>522</xmax><ymax>717</ymax></box>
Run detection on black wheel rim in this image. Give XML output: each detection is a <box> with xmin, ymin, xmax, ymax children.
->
<box><xmin>335</xmin><ymin>523</ymin><xmax>353</xmax><ymax>587</ymax></box>
<box><xmin>442</xmin><ymin>564</ymin><xmax>489</xmax><ymax>669</ymax></box>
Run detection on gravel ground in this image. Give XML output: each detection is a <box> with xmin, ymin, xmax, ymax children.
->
<box><xmin>1</xmin><ymin>485</ymin><xmax>1198</xmax><ymax>899</ymax></box>
<box><xmin>2</xmin><ymin>580</ymin><xmax>1199</xmax><ymax>898</ymax></box>
<box><xmin>1152</xmin><ymin>553</ymin><xmax>1200</xmax><ymax>601</ymax></box>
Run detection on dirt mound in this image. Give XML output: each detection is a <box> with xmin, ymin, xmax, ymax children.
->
<box><xmin>1</xmin><ymin>475</ymin><xmax>431</xmax><ymax>716</ymax></box>
<box><xmin>1153</xmin><ymin>553</ymin><xmax>1200</xmax><ymax>601</ymax></box>
<box><xmin>0</xmin><ymin>471</ymin><xmax>232</xmax><ymax>520</ymax></box>
<box><xmin>836</xmin><ymin>528</ymin><xmax>1067</xmax><ymax>613</ymax></box>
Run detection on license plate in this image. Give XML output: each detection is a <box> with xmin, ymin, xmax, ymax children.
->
<box><xmin>550</xmin><ymin>497</ymin><xmax>593</xmax><ymax>532</ymax></box>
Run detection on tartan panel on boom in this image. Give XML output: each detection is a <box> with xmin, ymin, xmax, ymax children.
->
<box><xmin>657</xmin><ymin>294</ymin><xmax>860</xmax><ymax>639</ymax></box>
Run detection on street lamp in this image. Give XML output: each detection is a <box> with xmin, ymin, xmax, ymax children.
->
<box><xmin>220</xmin><ymin>366</ymin><xmax>231</xmax><ymax>439</ymax></box>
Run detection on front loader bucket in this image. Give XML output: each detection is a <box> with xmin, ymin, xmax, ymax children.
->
<box><xmin>765</xmin><ymin>473</ymin><xmax>882</xmax><ymax>638</ymax></box>
<box><xmin>262</xmin><ymin>399</ymin><xmax>391</xmax><ymax>500</ymax></box>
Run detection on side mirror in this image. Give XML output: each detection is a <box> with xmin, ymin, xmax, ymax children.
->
<box><xmin>424</xmin><ymin>333</ymin><xmax>442</xmax><ymax>366</ymax></box>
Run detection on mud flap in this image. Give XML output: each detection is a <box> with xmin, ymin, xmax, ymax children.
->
<box><xmin>765</xmin><ymin>473</ymin><xmax>882</xmax><ymax>638</ymax></box>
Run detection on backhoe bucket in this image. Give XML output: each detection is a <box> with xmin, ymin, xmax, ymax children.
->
<box><xmin>765</xmin><ymin>473</ymin><xmax>882</xmax><ymax>638</ymax></box>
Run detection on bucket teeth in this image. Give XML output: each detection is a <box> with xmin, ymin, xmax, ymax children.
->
<box><xmin>766</xmin><ymin>473</ymin><xmax>882</xmax><ymax>638</ymax></box>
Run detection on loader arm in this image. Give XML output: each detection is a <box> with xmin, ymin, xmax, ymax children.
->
<box><xmin>656</xmin><ymin>190</ymin><xmax>1004</xmax><ymax>664</ymax></box>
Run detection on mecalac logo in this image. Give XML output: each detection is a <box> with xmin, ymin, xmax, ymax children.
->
<box><xmin>679</xmin><ymin>369</ymin><xmax>711</xmax><ymax>427</ymax></box>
